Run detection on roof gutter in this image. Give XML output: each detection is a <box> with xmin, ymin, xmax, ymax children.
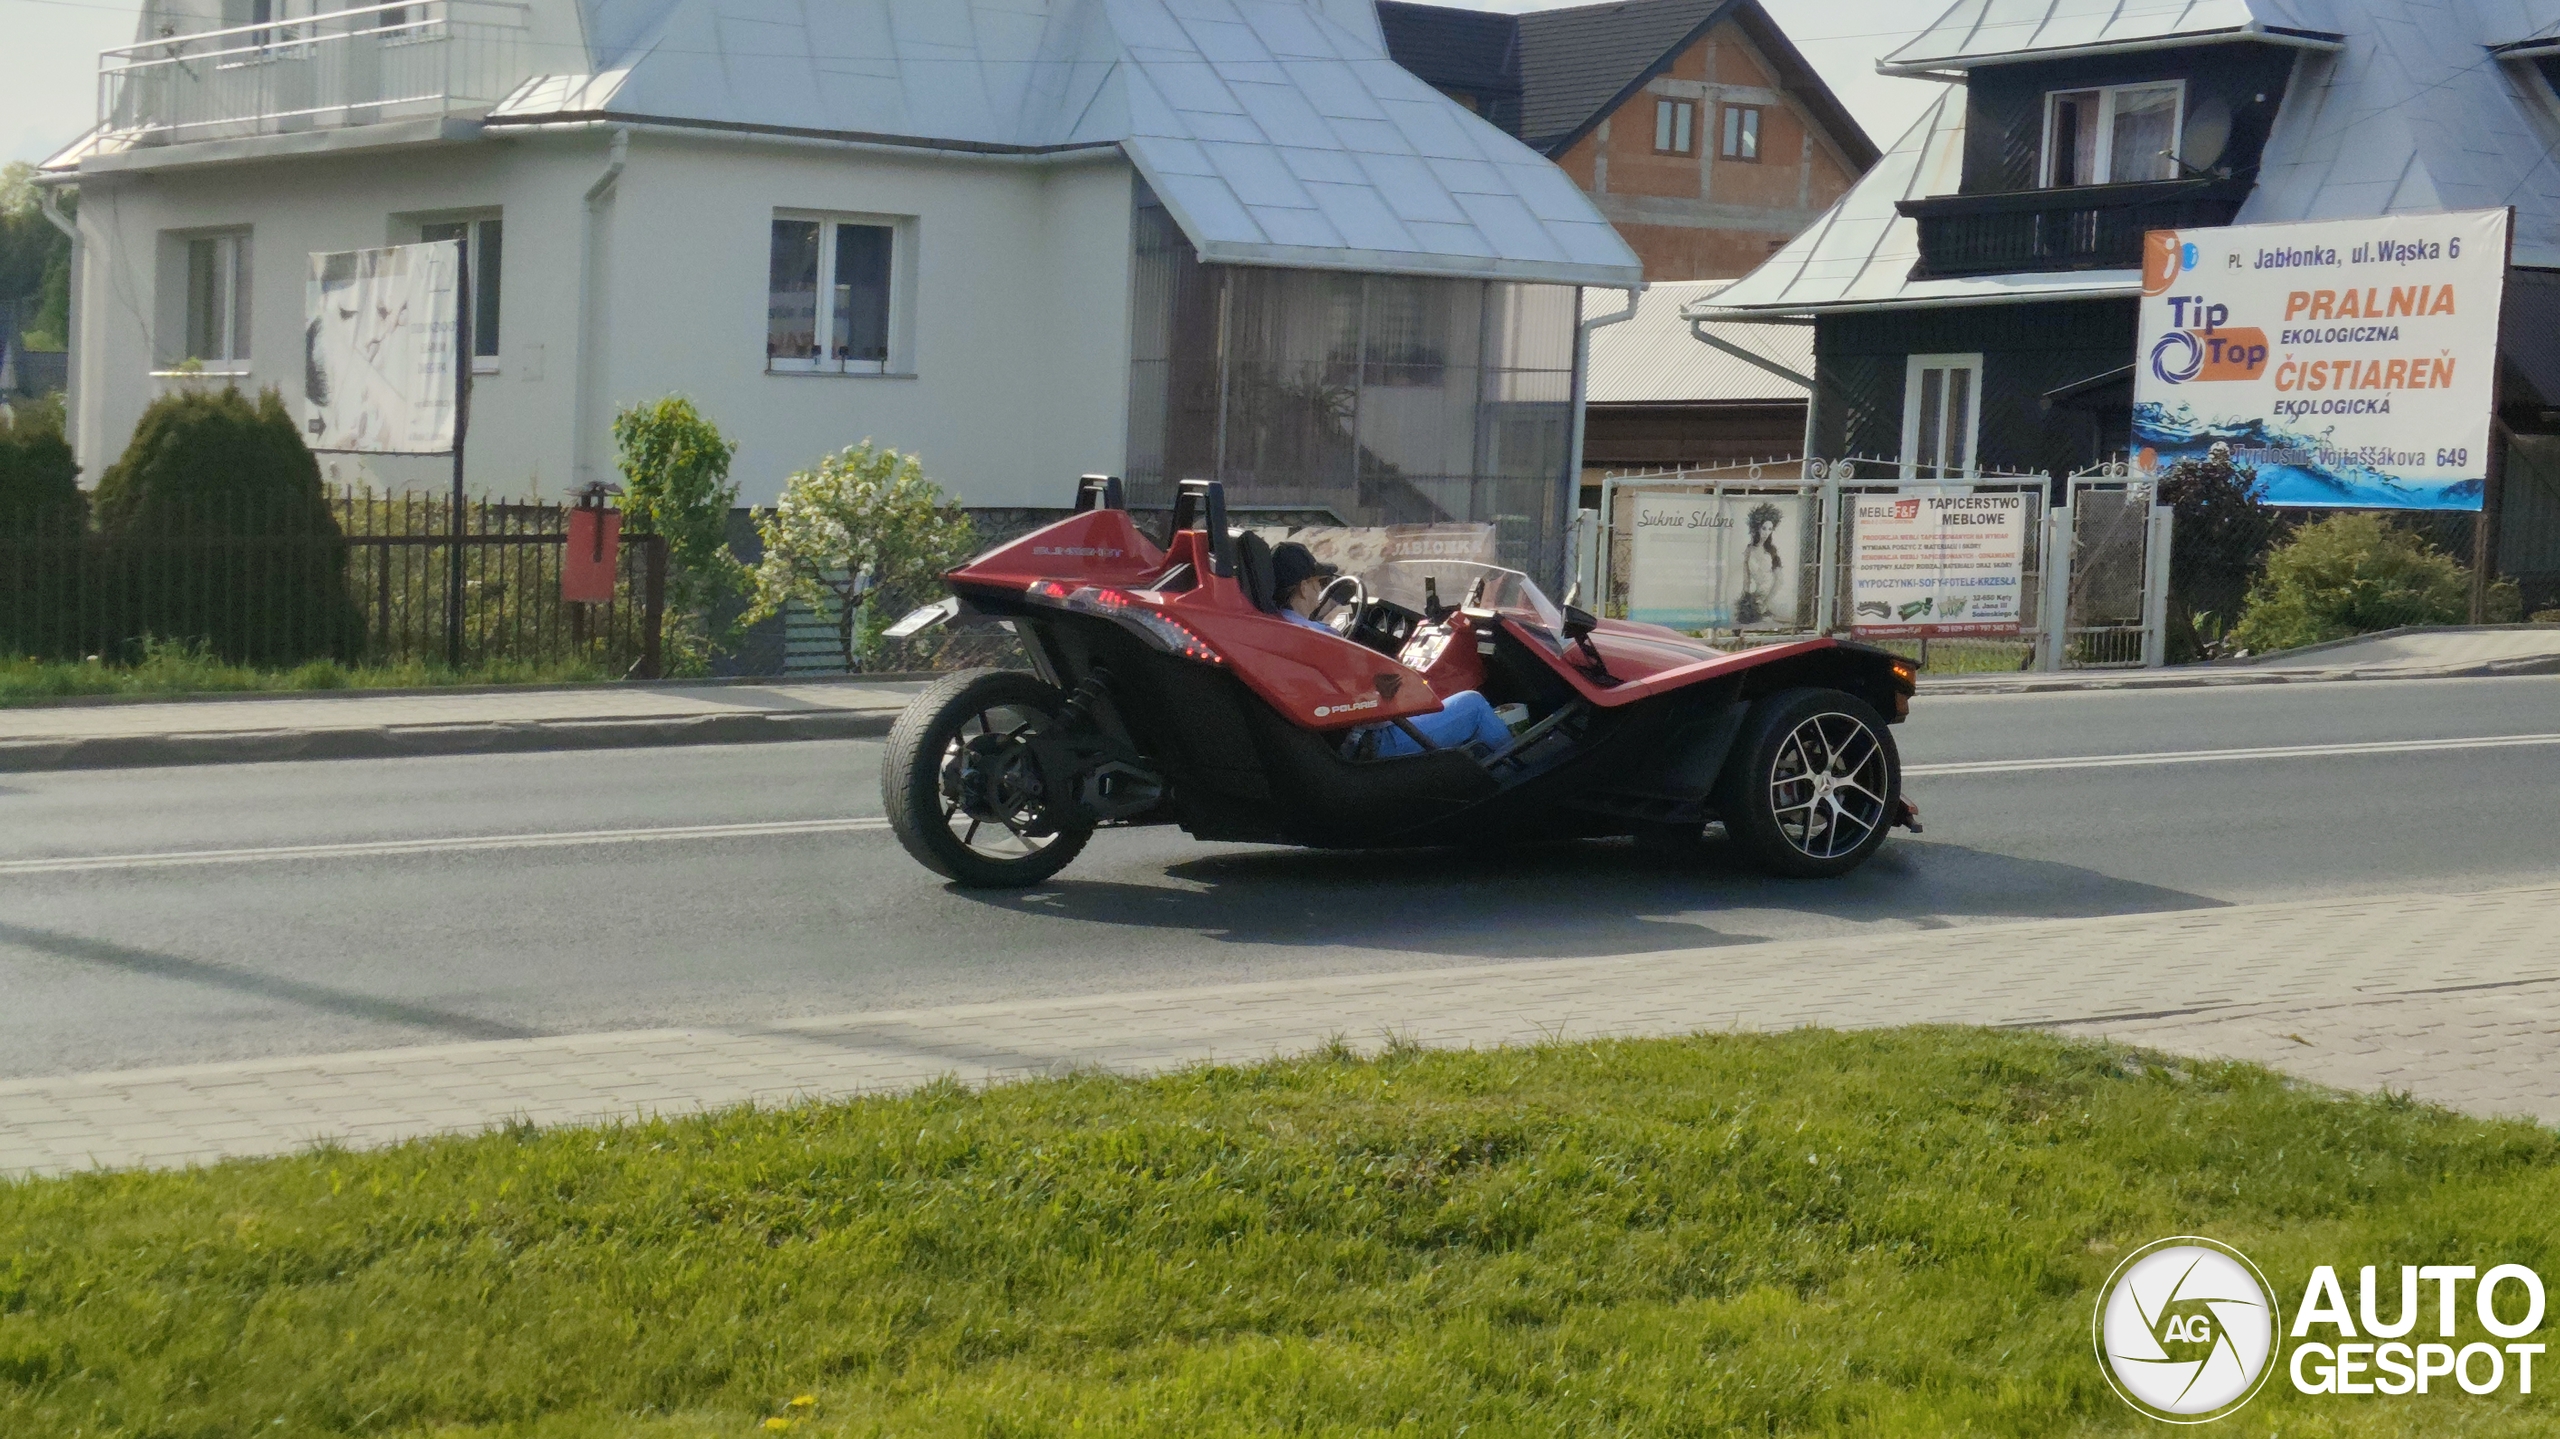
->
<box><xmin>1877</xmin><ymin>25</ymin><xmax>2343</xmax><ymax>78</ymax></box>
<box><xmin>483</xmin><ymin>113</ymin><xmax>1126</xmax><ymax>166</ymax></box>
<box><xmin>1695</xmin><ymin>279</ymin><xmax>2143</xmax><ymax>323</ymax></box>
<box><xmin>1686</xmin><ymin>319</ymin><xmax>1813</xmax><ymax>388</ymax></box>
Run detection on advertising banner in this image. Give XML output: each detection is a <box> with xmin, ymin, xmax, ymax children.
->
<box><xmin>1848</xmin><ymin>492</ymin><xmax>2028</xmax><ymax>637</ymax></box>
<box><xmin>302</xmin><ymin>240</ymin><xmax>462</xmax><ymax>454</ymax></box>
<box><xmin>1623</xmin><ymin>492</ymin><xmax>1807</xmax><ymax>630</ymax></box>
<box><xmin>1247</xmin><ymin>523</ymin><xmax>1498</xmax><ymax>579</ymax></box>
<box><xmin>2132</xmin><ymin>209</ymin><xmax>2508</xmax><ymax>509</ymax></box>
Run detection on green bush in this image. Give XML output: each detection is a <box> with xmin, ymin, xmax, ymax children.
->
<box><xmin>613</xmin><ymin>396</ymin><xmax>747</xmax><ymax>676</ymax></box>
<box><xmin>0</xmin><ymin>393</ymin><xmax>78</xmax><ymax>526</ymax></box>
<box><xmin>2154</xmin><ymin>447</ymin><xmax>2282</xmax><ymax>662</ymax></box>
<box><xmin>2229</xmin><ymin>512</ymin><xmax>2477</xmax><ymax>651</ymax></box>
<box><xmin>747</xmin><ymin>441</ymin><xmax>977</xmax><ymax>672</ymax></box>
<box><xmin>90</xmin><ymin>385</ymin><xmax>364</xmax><ymax>665</ymax></box>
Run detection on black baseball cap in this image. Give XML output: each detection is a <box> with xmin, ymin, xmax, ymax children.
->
<box><xmin>1270</xmin><ymin>541</ymin><xmax>1338</xmax><ymax>594</ymax></box>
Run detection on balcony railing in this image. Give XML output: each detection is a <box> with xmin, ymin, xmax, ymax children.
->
<box><xmin>1896</xmin><ymin>177</ymin><xmax>2255</xmax><ymax>280</ymax></box>
<box><xmin>98</xmin><ymin>0</ymin><xmax>535</xmax><ymax>146</ymax></box>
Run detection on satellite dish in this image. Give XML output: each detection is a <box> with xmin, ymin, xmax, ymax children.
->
<box><xmin>2181</xmin><ymin>97</ymin><xmax>2233</xmax><ymax>172</ymax></box>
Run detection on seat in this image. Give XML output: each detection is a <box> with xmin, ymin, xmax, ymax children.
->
<box><xmin>1233</xmin><ymin>530</ymin><xmax>1281</xmax><ymax>613</ymax></box>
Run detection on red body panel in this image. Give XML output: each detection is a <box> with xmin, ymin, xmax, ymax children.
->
<box><xmin>1518</xmin><ymin>623</ymin><xmax>1849</xmax><ymax>708</ymax></box>
<box><xmin>952</xmin><ymin>509</ymin><xmax>1165</xmax><ymax>591</ymax></box>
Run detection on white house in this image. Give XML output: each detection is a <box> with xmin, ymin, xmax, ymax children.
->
<box><xmin>37</xmin><ymin>0</ymin><xmax>1642</xmax><ymax>577</ymax></box>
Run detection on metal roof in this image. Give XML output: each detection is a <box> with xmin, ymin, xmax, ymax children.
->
<box><xmin>1585</xmin><ymin>281</ymin><xmax>1809</xmax><ymax>403</ymax></box>
<box><xmin>482</xmin><ymin>0</ymin><xmax>1640</xmax><ymax>286</ymax></box>
<box><xmin>1704</xmin><ymin>0</ymin><xmax>2560</xmax><ymax>318</ymax></box>
<box><xmin>1879</xmin><ymin>0</ymin><xmax>2341</xmax><ymax>76</ymax></box>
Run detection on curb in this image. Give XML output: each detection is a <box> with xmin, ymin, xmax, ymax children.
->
<box><xmin>0</xmin><ymin>708</ymin><xmax>901</xmax><ymax>773</ymax></box>
<box><xmin>1919</xmin><ymin>654</ymin><xmax>2560</xmax><ymax>696</ymax></box>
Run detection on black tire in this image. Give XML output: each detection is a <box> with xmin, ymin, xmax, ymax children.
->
<box><xmin>882</xmin><ymin>668</ymin><xmax>1094</xmax><ymax>887</ymax></box>
<box><xmin>1713</xmin><ymin>687</ymin><xmax>1900</xmax><ymax>879</ymax></box>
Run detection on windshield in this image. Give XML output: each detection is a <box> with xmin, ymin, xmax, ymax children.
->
<box><xmin>1364</xmin><ymin>560</ymin><xmax>1565</xmax><ymax>645</ymax></box>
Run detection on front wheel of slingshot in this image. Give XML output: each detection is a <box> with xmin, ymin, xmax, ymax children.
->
<box><xmin>882</xmin><ymin>669</ymin><xmax>1094</xmax><ymax>887</ymax></box>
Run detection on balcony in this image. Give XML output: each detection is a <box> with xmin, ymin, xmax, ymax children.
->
<box><xmin>98</xmin><ymin>0</ymin><xmax>535</xmax><ymax>148</ymax></box>
<box><xmin>1895</xmin><ymin>177</ymin><xmax>2254</xmax><ymax>280</ymax></box>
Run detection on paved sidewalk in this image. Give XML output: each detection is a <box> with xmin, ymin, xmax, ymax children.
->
<box><xmin>0</xmin><ymin>679</ymin><xmax>924</xmax><ymax>771</ymax></box>
<box><xmin>1924</xmin><ymin>624</ymin><xmax>2560</xmax><ymax>694</ymax></box>
<box><xmin>6</xmin><ymin>884</ymin><xmax>2554</xmax><ymax>1179</ymax></box>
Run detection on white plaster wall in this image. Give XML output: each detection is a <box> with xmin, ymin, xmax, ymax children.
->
<box><xmin>65</xmin><ymin>129</ymin><xmax>1139</xmax><ymax>508</ymax></box>
<box><xmin>591</xmin><ymin>132</ymin><xmax>1136</xmax><ymax>507</ymax></box>
<box><xmin>67</xmin><ymin>134</ymin><xmax>596</xmax><ymax>498</ymax></box>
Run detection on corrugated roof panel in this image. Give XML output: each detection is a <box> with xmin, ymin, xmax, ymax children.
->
<box><xmin>1881</xmin><ymin>0</ymin><xmax>2331</xmax><ymax>73</ymax></box>
<box><xmin>1586</xmin><ymin>281</ymin><xmax>1811</xmax><ymax>405</ymax></box>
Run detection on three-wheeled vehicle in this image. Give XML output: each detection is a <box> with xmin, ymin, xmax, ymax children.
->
<box><xmin>881</xmin><ymin>477</ymin><xmax>1918</xmax><ymax>887</ymax></box>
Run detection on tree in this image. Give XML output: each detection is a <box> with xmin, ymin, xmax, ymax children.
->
<box><xmin>2229</xmin><ymin>512</ymin><xmax>2473</xmax><ymax>652</ymax></box>
<box><xmin>92</xmin><ymin>385</ymin><xmax>363</xmax><ymax>664</ymax></box>
<box><xmin>0</xmin><ymin>164</ymin><xmax>70</xmax><ymax>351</ymax></box>
<box><xmin>0</xmin><ymin>394</ymin><xmax>82</xmax><ymax>658</ymax></box>
<box><xmin>613</xmin><ymin>396</ymin><xmax>747</xmax><ymax>675</ymax></box>
<box><xmin>747</xmin><ymin>442</ymin><xmax>976</xmax><ymax>672</ymax></box>
<box><xmin>2153</xmin><ymin>444</ymin><xmax>2283</xmax><ymax>661</ymax></box>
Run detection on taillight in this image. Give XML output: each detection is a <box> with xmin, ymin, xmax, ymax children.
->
<box><xmin>1028</xmin><ymin>581</ymin><xmax>1224</xmax><ymax>665</ymax></box>
<box><xmin>1025</xmin><ymin>579</ymin><xmax>1074</xmax><ymax>601</ymax></box>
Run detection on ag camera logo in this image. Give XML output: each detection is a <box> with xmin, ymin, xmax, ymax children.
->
<box><xmin>2095</xmin><ymin>1237</ymin><xmax>2279</xmax><ymax>1423</ymax></box>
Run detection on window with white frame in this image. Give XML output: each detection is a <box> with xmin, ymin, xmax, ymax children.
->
<box><xmin>1901</xmin><ymin>353</ymin><xmax>1981</xmax><ymax>480</ymax></box>
<box><xmin>1652</xmin><ymin>98</ymin><xmax>1694</xmax><ymax>155</ymax></box>
<box><xmin>183</xmin><ymin>231</ymin><xmax>253</xmax><ymax>366</ymax></box>
<box><xmin>418</xmin><ymin>216</ymin><xmax>502</xmax><ymax>363</ymax></box>
<box><xmin>2041</xmin><ymin>82</ymin><xmax>2183</xmax><ymax>187</ymax></box>
<box><xmin>1720</xmin><ymin>104</ymin><xmax>1762</xmax><ymax>161</ymax></box>
<box><xmin>768</xmin><ymin>214</ymin><xmax>899</xmax><ymax>374</ymax></box>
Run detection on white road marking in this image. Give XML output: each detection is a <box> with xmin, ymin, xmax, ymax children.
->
<box><xmin>7</xmin><ymin>732</ymin><xmax>2554</xmax><ymax>875</ymax></box>
<box><xmin>0</xmin><ymin>817</ymin><xmax>894</xmax><ymax>876</ymax></box>
<box><xmin>1905</xmin><ymin>731</ymin><xmax>2560</xmax><ymax>777</ymax></box>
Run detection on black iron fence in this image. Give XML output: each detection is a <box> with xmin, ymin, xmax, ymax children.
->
<box><xmin>2</xmin><ymin>491</ymin><xmax>665</xmax><ymax>675</ymax></box>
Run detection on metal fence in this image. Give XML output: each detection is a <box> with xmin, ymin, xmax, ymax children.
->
<box><xmin>1</xmin><ymin>491</ymin><xmax>665</xmax><ymax>674</ymax></box>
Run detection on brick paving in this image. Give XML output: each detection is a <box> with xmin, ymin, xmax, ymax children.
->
<box><xmin>4</xmin><ymin>884</ymin><xmax>2554</xmax><ymax>1179</ymax></box>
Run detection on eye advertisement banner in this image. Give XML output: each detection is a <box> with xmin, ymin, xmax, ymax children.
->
<box><xmin>2130</xmin><ymin>209</ymin><xmax>2508</xmax><ymax>510</ymax></box>
<box><xmin>302</xmin><ymin>240</ymin><xmax>462</xmax><ymax>455</ymax></box>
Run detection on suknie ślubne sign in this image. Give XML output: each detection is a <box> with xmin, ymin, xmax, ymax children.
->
<box><xmin>2132</xmin><ymin>209</ymin><xmax>2508</xmax><ymax>509</ymax></box>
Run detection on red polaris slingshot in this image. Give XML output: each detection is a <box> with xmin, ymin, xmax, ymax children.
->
<box><xmin>881</xmin><ymin>477</ymin><xmax>1919</xmax><ymax>888</ymax></box>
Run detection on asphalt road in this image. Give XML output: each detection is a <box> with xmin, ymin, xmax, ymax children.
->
<box><xmin>4</xmin><ymin>674</ymin><xmax>2557</xmax><ymax>1080</ymax></box>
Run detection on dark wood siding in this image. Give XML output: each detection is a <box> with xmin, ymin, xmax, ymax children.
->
<box><xmin>1584</xmin><ymin>402</ymin><xmax>1807</xmax><ymax>470</ymax></box>
<box><xmin>1960</xmin><ymin>45</ymin><xmax>2298</xmax><ymax>195</ymax></box>
<box><xmin>1811</xmin><ymin>298</ymin><xmax>2138</xmax><ymax>475</ymax></box>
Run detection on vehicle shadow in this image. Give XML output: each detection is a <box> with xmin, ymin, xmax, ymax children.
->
<box><xmin>944</xmin><ymin>836</ymin><xmax>2222</xmax><ymax>962</ymax></box>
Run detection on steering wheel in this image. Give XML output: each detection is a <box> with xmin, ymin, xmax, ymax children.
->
<box><xmin>1310</xmin><ymin>574</ymin><xmax>1369</xmax><ymax>636</ymax></box>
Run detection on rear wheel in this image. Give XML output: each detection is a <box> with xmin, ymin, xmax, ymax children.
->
<box><xmin>882</xmin><ymin>669</ymin><xmax>1094</xmax><ymax>887</ymax></box>
<box><xmin>1714</xmin><ymin>687</ymin><xmax>1898</xmax><ymax>878</ymax></box>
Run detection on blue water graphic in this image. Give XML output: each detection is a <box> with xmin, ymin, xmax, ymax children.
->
<box><xmin>2132</xmin><ymin>402</ymin><xmax>2481</xmax><ymax>511</ymax></box>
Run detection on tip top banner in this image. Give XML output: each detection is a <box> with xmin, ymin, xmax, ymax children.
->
<box><xmin>302</xmin><ymin>240</ymin><xmax>462</xmax><ymax>456</ymax></box>
<box><xmin>2131</xmin><ymin>208</ymin><xmax>2508</xmax><ymax>511</ymax></box>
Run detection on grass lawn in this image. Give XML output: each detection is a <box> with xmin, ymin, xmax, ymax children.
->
<box><xmin>0</xmin><ymin>649</ymin><xmax>608</xmax><ymax>706</ymax></box>
<box><xmin>5</xmin><ymin>1028</ymin><xmax>2556</xmax><ymax>1436</ymax></box>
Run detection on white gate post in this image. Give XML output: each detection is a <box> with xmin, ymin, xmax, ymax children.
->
<box><xmin>1813</xmin><ymin>460</ymin><xmax>1842</xmax><ymax>633</ymax></box>
<box><xmin>2038</xmin><ymin>499</ymin><xmax>2074</xmax><ymax>672</ymax></box>
<box><xmin>2141</xmin><ymin>503</ymin><xmax>2175</xmax><ymax>668</ymax></box>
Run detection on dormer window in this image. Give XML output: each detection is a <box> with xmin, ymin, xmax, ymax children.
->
<box><xmin>2040</xmin><ymin>82</ymin><xmax>2183</xmax><ymax>187</ymax></box>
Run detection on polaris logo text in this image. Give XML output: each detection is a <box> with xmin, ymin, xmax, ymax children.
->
<box><xmin>1312</xmin><ymin>697</ymin><xmax>1380</xmax><ymax>719</ymax></box>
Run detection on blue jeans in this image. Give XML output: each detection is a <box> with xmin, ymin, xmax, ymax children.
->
<box><xmin>1361</xmin><ymin>691</ymin><xmax>1513</xmax><ymax>758</ymax></box>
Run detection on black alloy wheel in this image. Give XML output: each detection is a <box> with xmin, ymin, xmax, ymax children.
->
<box><xmin>883</xmin><ymin>668</ymin><xmax>1094</xmax><ymax>887</ymax></box>
<box><xmin>1713</xmin><ymin>687</ymin><xmax>1900</xmax><ymax>878</ymax></box>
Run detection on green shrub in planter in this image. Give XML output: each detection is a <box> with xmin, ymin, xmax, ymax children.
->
<box><xmin>91</xmin><ymin>386</ymin><xmax>363</xmax><ymax>665</ymax></box>
<box><xmin>2229</xmin><ymin>513</ymin><xmax>2478</xmax><ymax>652</ymax></box>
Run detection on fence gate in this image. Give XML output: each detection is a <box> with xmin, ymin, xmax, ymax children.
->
<box><xmin>2045</xmin><ymin>471</ymin><xmax>2174</xmax><ymax>670</ymax></box>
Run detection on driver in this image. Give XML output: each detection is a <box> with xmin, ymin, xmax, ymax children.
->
<box><xmin>1270</xmin><ymin>541</ymin><xmax>1513</xmax><ymax>759</ymax></box>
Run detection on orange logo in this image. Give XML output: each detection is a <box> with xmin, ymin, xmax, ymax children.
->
<box><xmin>2195</xmin><ymin>327</ymin><xmax>2269</xmax><ymax>381</ymax></box>
<box><xmin>2142</xmin><ymin>232</ymin><xmax>2185</xmax><ymax>296</ymax></box>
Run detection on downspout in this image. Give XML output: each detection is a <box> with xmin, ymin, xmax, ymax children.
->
<box><xmin>572</xmin><ymin>126</ymin><xmax>629</xmax><ymax>486</ymax></box>
<box><xmin>1564</xmin><ymin>282</ymin><xmax>1642</xmax><ymax>594</ymax></box>
<box><xmin>36</xmin><ymin>184</ymin><xmax>80</xmax><ymax>466</ymax></box>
